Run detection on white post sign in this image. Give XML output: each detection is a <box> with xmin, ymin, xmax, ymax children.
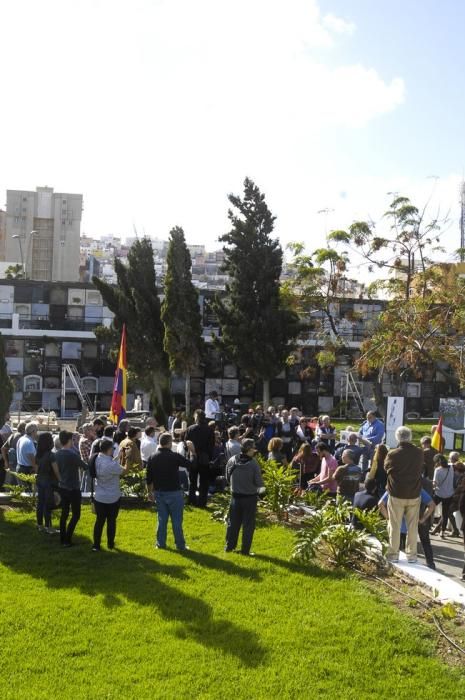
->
<box><xmin>385</xmin><ymin>396</ymin><xmax>405</xmax><ymax>448</ymax></box>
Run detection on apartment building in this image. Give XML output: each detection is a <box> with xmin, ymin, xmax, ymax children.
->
<box><xmin>5</xmin><ymin>186</ymin><xmax>82</xmax><ymax>282</ymax></box>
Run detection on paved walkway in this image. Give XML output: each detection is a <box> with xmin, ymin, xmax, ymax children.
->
<box><xmin>426</xmin><ymin>531</ymin><xmax>465</xmax><ymax>585</ymax></box>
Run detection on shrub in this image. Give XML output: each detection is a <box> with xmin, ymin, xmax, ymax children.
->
<box><xmin>209</xmin><ymin>492</ymin><xmax>231</xmax><ymax>523</ymax></box>
<box><xmin>292</xmin><ymin>498</ymin><xmax>370</xmax><ymax>568</ymax></box>
<box><xmin>4</xmin><ymin>473</ymin><xmax>37</xmax><ymax>509</ymax></box>
<box><xmin>258</xmin><ymin>457</ymin><xmax>297</xmax><ymax>520</ymax></box>
<box><xmin>120</xmin><ymin>469</ymin><xmax>148</xmax><ymax>500</ymax></box>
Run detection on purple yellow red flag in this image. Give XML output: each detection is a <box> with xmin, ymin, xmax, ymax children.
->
<box><xmin>431</xmin><ymin>415</ymin><xmax>443</xmax><ymax>453</ymax></box>
<box><xmin>109</xmin><ymin>324</ymin><xmax>127</xmax><ymax>425</ymax></box>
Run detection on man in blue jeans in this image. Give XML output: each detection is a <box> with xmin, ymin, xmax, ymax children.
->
<box><xmin>146</xmin><ymin>432</ymin><xmax>194</xmax><ymax>550</ymax></box>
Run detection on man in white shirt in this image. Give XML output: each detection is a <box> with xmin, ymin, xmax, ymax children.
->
<box><xmin>140</xmin><ymin>426</ymin><xmax>158</xmax><ymax>466</ymax></box>
<box><xmin>205</xmin><ymin>391</ymin><xmax>221</xmax><ymax>420</ymax></box>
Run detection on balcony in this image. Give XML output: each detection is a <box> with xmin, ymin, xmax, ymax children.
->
<box><xmin>12</xmin><ymin>314</ymin><xmax>101</xmax><ymax>333</ymax></box>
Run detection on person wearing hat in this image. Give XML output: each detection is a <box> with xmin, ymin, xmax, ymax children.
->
<box><xmin>225</xmin><ymin>438</ymin><xmax>264</xmax><ymax>556</ymax></box>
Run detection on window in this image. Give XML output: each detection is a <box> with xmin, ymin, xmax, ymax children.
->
<box><xmin>50</xmin><ymin>287</ymin><xmax>67</xmax><ymax>305</ymax></box>
<box><xmin>24</xmin><ymin>375</ymin><xmax>42</xmax><ymax>391</ymax></box>
<box><xmin>82</xmin><ymin>377</ymin><xmax>98</xmax><ymax>393</ymax></box>
<box><xmin>85</xmin><ymin>290</ymin><xmax>102</xmax><ymax>306</ymax></box>
<box><xmin>67</xmin><ymin>306</ymin><xmax>84</xmax><ymax>320</ymax></box>
<box><xmin>45</xmin><ymin>342</ymin><xmax>60</xmax><ymax>357</ymax></box>
<box><xmin>62</xmin><ymin>342</ymin><xmax>81</xmax><ymax>360</ymax></box>
<box><xmin>82</xmin><ymin>342</ymin><xmax>97</xmax><ymax>359</ymax></box>
<box><xmin>14</xmin><ymin>303</ymin><xmax>31</xmax><ymax>319</ymax></box>
<box><xmin>68</xmin><ymin>289</ymin><xmax>86</xmax><ymax>306</ymax></box>
<box><xmin>5</xmin><ymin>339</ymin><xmax>24</xmax><ymax>357</ymax></box>
<box><xmin>44</xmin><ymin>376</ymin><xmax>60</xmax><ymax>389</ymax></box>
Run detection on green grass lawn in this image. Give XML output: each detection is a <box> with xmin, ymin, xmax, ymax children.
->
<box><xmin>0</xmin><ymin>505</ymin><xmax>464</xmax><ymax>700</ymax></box>
<box><xmin>333</xmin><ymin>420</ymin><xmax>436</xmax><ymax>446</ymax></box>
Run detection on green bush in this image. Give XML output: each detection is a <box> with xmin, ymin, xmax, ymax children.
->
<box><xmin>120</xmin><ymin>469</ymin><xmax>149</xmax><ymax>501</ymax></box>
<box><xmin>209</xmin><ymin>492</ymin><xmax>231</xmax><ymax>523</ymax></box>
<box><xmin>353</xmin><ymin>506</ymin><xmax>388</xmax><ymax>554</ymax></box>
<box><xmin>300</xmin><ymin>488</ymin><xmax>332</xmax><ymax>510</ymax></box>
<box><xmin>292</xmin><ymin>498</ymin><xmax>370</xmax><ymax>568</ymax></box>
<box><xmin>4</xmin><ymin>473</ymin><xmax>37</xmax><ymax>509</ymax></box>
<box><xmin>258</xmin><ymin>457</ymin><xmax>296</xmax><ymax>520</ymax></box>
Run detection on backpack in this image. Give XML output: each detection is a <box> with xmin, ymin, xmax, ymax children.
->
<box><xmin>339</xmin><ymin>464</ymin><xmax>362</xmax><ymax>497</ymax></box>
<box><xmin>88</xmin><ymin>439</ymin><xmax>102</xmax><ymax>479</ymax></box>
<box><xmin>7</xmin><ymin>433</ymin><xmax>19</xmax><ymax>470</ymax></box>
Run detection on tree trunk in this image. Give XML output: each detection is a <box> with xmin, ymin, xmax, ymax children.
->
<box><xmin>151</xmin><ymin>372</ymin><xmax>172</xmax><ymax>427</ymax></box>
<box><xmin>185</xmin><ymin>372</ymin><xmax>191</xmax><ymax>421</ymax></box>
<box><xmin>372</xmin><ymin>377</ymin><xmax>385</xmax><ymax>419</ymax></box>
<box><xmin>262</xmin><ymin>378</ymin><xmax>270</xmax><ymax>408</ymax></box>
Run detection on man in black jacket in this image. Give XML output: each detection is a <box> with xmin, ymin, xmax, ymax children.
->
<box><xmin>186</xmin><ymin>409</ymin><xmax>215</xmax><ymax>507</ymax></box>
<box><xmin>146</xmin><ymin>432</ymin><xmax>193</xmax><ymax>550</ymax></box>
<box><xmin>225</xmin><ymin>439</ymin><xmax>264</xmax><ymax>556</ymax></box>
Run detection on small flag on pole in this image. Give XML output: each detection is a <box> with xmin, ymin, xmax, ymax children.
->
<box><xmin>109</xmin><ymin>324</ymin><xmax>127</xmax><ymax>425</ymax></box>
<box><xmin>431</xmin><ymin>415</ymin><xmax>443</xmax><ymax>453</ymax></box>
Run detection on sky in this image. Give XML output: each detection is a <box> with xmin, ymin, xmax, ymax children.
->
<box><xmin>1</xmin><ymin>0</ymin><xmax>465</xmax><ymax>267</ymax></box>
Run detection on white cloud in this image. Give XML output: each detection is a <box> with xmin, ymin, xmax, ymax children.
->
<box><xmin>0</xmin><ymin>0</ymin><xmax>407</xmax><ymax>248</ymax></box>
<box><xmin>322</xmin><ymin>12</ymin><xmax>356</xmax><ymax>35</ymax></box>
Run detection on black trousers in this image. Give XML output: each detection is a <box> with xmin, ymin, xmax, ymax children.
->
<box><xmin>93</xmin><ymin>498</ymin><xmax>121</xmax><ymax>548</ymax></box>
<box><xmin>59</xmin><ymin>488</ymin><xmax>81</xmax><ymax>544</ymax></box>
<box><xmin>418</xmin><ymin>522</ymin><xmax>435</xmax><ymax>566</ymax></box>
<box><xmin>226</xmin><ymin>494</ymin><xmax>258</xmax><ymax>554</ymax></box>
<box><xmin>188</xmin><ymin>463</ymin><xmax>210</xmax><ymax>507</ymax></box>
<box><xmin>433</xmin><ymin>495</ymin><xmax>453</xmax><ymax>533</ymax></box>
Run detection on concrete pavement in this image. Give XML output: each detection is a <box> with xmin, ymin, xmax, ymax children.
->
<box><xmin>420</xmin><ymin>531</ymin><xmax>465</xmax><ymax>586</ymax></box>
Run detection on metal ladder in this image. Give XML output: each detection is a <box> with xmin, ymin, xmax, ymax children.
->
<box><xmin>61</xmin><ymin>364</ymin><xmax>94</xmax><ymax>415</ymax></box>
<box><xmin>340</xmin><ymin>371</ymin><xmax>365</xmax><ymax>418</ymax></box>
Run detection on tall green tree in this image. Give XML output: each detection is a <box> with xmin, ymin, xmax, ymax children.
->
<box><xmin>92</xmin><ymin>238</ymin><xmax>171</xmax><ymax>423</ymax></box>
<box><xmin>0</xmin><ymin>335</ymin><xmax>13</xmax><ymax>424</ymax></box>
<box><xmin>214</xmin><ymin>178</ymin><xmax>301</xmax><ymax>406</ymax></box>
<box><xmin>287</xmin><ymin>232</ymin><xmax>357</xmax><ymax>369</ymax></box>
<box><xmin>161</xmin><ymin>226</ymin><xmax>204</xmax><ymax>417</ymax></box>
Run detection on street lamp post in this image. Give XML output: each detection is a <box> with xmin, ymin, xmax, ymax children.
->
<box><xmin>11</xmin><ymin>234</ymin><xmax>24</xmax><ymax>277</ymax></box>
<box><xmin>12</xmin><ymin>230</ymin><xmax>37</xmax><ymax>279</ymax></box>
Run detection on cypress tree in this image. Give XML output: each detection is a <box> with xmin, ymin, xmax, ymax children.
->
<box><xmin>214</xmin><ymin>178</ymin><xmax>301</xmax><ymax>405</ymax></box>
<box><xmin>161</xmin><ymin>226</ymin><xmax>203</xmax><ymax>418</ymax></box>
<box><xmin>93</xmin><ymin>238</ymin><xmax>171</xmax><ymax>423</ymax></box>
<box><xmin>0</xmin><ymin>335</ymin><xmax>13</xmax><ymax>424</ymax></box>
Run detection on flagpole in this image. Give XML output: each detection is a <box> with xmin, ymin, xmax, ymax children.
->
<box><xmin>109</xmin><ymin>324</ymin><xmax>128</xmax><ymax>425</ymax></box>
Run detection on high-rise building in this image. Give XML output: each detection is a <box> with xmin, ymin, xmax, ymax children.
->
<box><xmin>0</xmin><ymin>209</ymin><xmax>6</xmax><ymax>260</ymax></box>
<box><xmin>5</xmin><ymin>186</ymin><xmax>83</xmax><ymax>281</ymax></box>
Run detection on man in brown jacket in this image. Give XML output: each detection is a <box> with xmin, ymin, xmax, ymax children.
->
<box><xmin>384</xmin><ymin>425</ymin><xmax>424</xmax><ymax>563</ymax></box>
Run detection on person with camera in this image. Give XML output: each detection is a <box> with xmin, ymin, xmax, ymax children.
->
<box><xmin>225</xmin><ymin>439</ymin><xmax>265</xmax><ymax>556</ymax></box>
<box><xmin>91</xmin><ymin>438</ymin><xmax>129</xmax><ymax>551</ymax></box>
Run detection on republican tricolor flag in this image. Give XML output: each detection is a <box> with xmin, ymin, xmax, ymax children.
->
<box><xmin>109</xmin><ymin>324</ymin><xmax>127</xmax><ymax>425</ymax></box>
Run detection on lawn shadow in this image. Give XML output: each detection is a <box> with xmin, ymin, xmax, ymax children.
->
<box><xmin>0</xmin><ymin>518</ymin><xmax>266</xmax><ymax>668</ymax></box>
<box><xmin>253</xmin><ymin>553</ymin><xmax>348</xmax><ymax>580</ymax></box>
<box><xmin>180</xmin><ymin>548</ymin><xmax>262</xmax><ymax>580</ymax></box>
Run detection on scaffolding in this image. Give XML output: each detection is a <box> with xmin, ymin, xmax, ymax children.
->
<box><xmin>60</xmin><ymin>364</ymin><xmax>94</xmax><ymax>417</ymax></box>
<box><xmin>339</xmin><ymin>371</ymin><xmax>365</xmax><ymax>419</ymax></box>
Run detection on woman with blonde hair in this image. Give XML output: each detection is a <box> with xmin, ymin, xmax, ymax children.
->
<box><xmin>267</xmin><ymin>437</ymin><xmax>287</xmax><ymax>466</ymax></box>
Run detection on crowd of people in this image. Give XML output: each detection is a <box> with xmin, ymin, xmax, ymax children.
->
<box><xmin>0</xmin><ymin>399</ymin><xmax>465</xmax><ymax>577</ymax></box>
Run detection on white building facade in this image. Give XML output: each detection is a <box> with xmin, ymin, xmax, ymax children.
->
<box><xmin>5</xmin><ymin>186</ymin><xmax>83</xmax><ymax>282</ymax></box>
